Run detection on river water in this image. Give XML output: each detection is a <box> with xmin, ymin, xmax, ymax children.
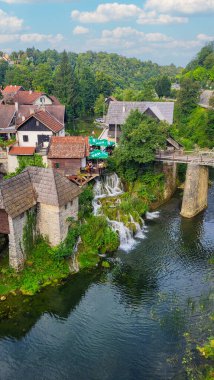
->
<box><xmin>0</xmin><ymin>174</ymin><xmax>213</xmax><ymax>380</ymax></box>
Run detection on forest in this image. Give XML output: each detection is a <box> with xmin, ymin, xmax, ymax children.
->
<box><xmin>0</xmin><ymin>43</ymin><xmax>213</xmax><ymax>149</ymax></box>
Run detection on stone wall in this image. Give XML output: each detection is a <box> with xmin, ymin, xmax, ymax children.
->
<box><xmin>8</xmin><ymin>212</ymin><xmax>27</xmax><ymax>270</ymax></box>
<box><xmin>37</xmin><ymin>203</ymin><xmax>61</xmax><ymax>246</ymax></box>
<box><xmin>181</xmin><ymin>164</ymin><xmax>209</xmax><ymax>218</ymax></box>
<box><xmin>59</xmin><ymin>197</ymin><xmax>79</xmax><ymax>241</ymax></box>
<box><xmin>163</xmin><ymin>162</ymin><xmax>177</xmax><ymax>200</ymax></box>
<box><xmin>37</xmin><ymin>198</ymin><xmax>78</xmax><ymax>246</ymax></box>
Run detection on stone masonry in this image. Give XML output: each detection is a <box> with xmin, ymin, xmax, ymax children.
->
<box><xmin>181</xmin><ymin>164</ymin><xmax>209</xmax><ymax>218</ymax></box>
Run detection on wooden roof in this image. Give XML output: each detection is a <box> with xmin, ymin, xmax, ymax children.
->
<box><xmin>105</xmin><ymin>101</ymin><xmax>174</xmax><ymax>125</ymax></box>
<box><xmin>0</xmin><ymin>167</ymin><xmax>81</xmax><ymax>218</ymax></box>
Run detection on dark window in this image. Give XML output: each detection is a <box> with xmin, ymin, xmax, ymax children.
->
<box><xmin>55</xmin><ymin>163</ymin><xmax>60</xmax><ymax>168</ymax></box>
<box><xmin>23</xmin><ymin>135</ymin><xmax>28</xmax><ymax>142</ymax></box>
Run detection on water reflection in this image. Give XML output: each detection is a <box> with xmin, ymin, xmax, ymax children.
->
<box><xmin>0</xmin><ymin>270</ymin><xmax>102</xmax><ymax>340</ymax></box>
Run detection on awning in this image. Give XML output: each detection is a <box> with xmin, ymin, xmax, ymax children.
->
<box><xmin>89</xmin><ymin>150</ymin><xmax>109</xmax><ymax>159</ymax></box>
<box><xmin>89</xmin><ymin>136</ymin><xmax>115</xmax><ymax>147</ymax></box>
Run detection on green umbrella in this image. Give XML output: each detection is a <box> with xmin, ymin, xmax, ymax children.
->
<box><xmin>89</xmin><ymin>137</ymin><xmax>115</xmax><ymax>147</ymax></box>
<box><xmin>89</xmin><ymin>150</ymin><xmax>109</xmax><ymax>159</ymax></box>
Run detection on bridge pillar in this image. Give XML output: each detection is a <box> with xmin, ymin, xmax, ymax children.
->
<box><xmin>181</xmin><ymin>164</ymin><xmax>209</xmax><ymax>218</ymax></box>
<box><xmin>163</xmin><ymin>162</ymin><xmax>177</xmax><ymax>200</ymax></box>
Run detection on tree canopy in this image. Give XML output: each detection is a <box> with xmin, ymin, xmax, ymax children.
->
<box><xmin>111</xmin><ymin>110</ymin><xmax>169</xmax><ymax>181</ymax></box>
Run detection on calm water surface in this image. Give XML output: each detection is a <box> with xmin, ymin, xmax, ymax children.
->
<box><xmin>0</xmin><ymin>174</ymin><xmax>213</xmax><ymax>380</ymax></box>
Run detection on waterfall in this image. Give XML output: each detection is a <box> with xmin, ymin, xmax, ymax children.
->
<box><xmin>93</xmin><ymin>173</ymin><xmax>143</xmax><ymax>251</ymax></box>
<box><xmin>129</xmin><ymin>215</ymin><xmax>145</xmax><ymax>239</ymax></box>
<box><xmin>107</xmin><ymin>219</ymin><xmax>136</xmax><ymax>251</ymax></box>
<box><xmin>93</xmin><ymin>173</ymin><xmax>123</xmax><ymax>215</ymax></box>
<box><xmin>146</xmin><ymin>211</ymin><xmax>160</xmax><ymax>220</ymax></box>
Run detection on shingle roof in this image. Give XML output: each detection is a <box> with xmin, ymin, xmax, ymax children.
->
<box><xmin>17</xmin><ymin>110</ymin><xmax>64</xmax><ymax>133</ymax></box>
<box><xmin>26</xmin><ymin>167</ymin><xmax>81</xmax><ymax>207</ymax></box>
<box><xmin>9</xmin><ymin>147</ymin><xmax>35</xmax><ymax>156</ymax></box>
<box><xmin>48</xmin><ymin>136</ymin><xmax>89</xmax><ymax>159</ymax></box>
<box><xmin>0</xmin><ymin>104</ymin><xmax>15</xmax><ymax>130</ymax></box>
<box><xmin>12</xmin><ymin>91</ymin><xmax>54</xmax><ymax>105</ymax></box>
<box><xmin>0</xmin><ymin>171</ymin><xmax>36</xmax><ymax>218</ymax></box>
<box><xmin>105</xmin><ymin>101</ymin><xmax>174</xmax><ymax>125</ymax></box>
<box><xmin>0</xmin><ymin>167</ymin><xmax>81</xmax><ymax>218</ymax></box>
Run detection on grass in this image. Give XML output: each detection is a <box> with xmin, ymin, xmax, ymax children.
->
<box><xmin>0</xmin><ymin>238</ymin><xmax>70</xmax><ymax>296</ymax></box>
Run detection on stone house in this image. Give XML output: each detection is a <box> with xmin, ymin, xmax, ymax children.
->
<box><xmin>48</xmin><ymin>136</ymin><xmax>89</xmax><ymax>176</ymax></box>
<box><xmin>105</xmin><ymin>101</ymin><xmax>174</xmax><ymax>142</ymax></box>
<box><xmin>0</xmin><ymin>167</ymin><xmax>81</xmax><ymax>270</ymax></box>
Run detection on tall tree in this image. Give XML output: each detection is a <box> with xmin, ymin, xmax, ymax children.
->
<box><xmin>176</xmin><ymin>77</ymin><xmax>200</xmax><ymax>119</ymax></box>
<box><xmin>155</xmin><ymin>76</ymin><xmax>171</xmax><ymax>98</ymax></box>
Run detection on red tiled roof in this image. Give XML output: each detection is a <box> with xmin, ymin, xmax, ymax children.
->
<box><xmin>9</xmin><ymin>147</ymin><xmax>35</xmax><ymax>156</ymax></box>
<box><xmin>16</xmin><ymin>105</ymin><xmax>65</xmax><ymax>126</ymax></box>
<box><xmin>0</xmin><ymin>104</ymin><xmax>15</xmax><ymax>129</ymax></box>
<box><xmin>17</xmin><ymin>110</ymin><xmax>64</xmax><ymax>133</ymax></box>
<box><xmin>3</xmin><ymin>85</ymin><xmax>24</xmax><ymax>94</ymax></box>
<box><xmin>13</xmin><ymin>91</ymin><xmax>61</xmax><ymax>105</ymax></box>
<box><xmin>48</xmin><ymin>136</ymin><xmax>89</xmax><ymax>159</ymax></box>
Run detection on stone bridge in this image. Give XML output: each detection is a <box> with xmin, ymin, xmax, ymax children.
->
<box><xmin>156</xmin><ymin>151</ymin><xmax>214</xmax><ymax>218</ymax></box>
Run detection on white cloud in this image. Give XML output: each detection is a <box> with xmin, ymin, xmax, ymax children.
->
<box><xmin>0</xmin><ymin>33</ymin><xmax>64</xmax><ymax>44</ymax></box>
<box><xmin>137</xmin><ymin>10</ymin><xmax>188</xmax><ymax>24</ymax></box>
<box><xmin>0</xmin><ymin>9</ymin><xmax>23</xmax><ymax>32</ymax></box>
<box><xmin>71</xmin><ymin>2</ymin><xmax>189</xmax><ymax>25</ymax></box>
<box><xmin>197</xmin><ymin>33</ymin><xmax>214</xmax><ymax>41</ymax></box>
<box><xmin>102</xmin><ymin>27</ymin><xmax>172</xmax><ymax>42</ymax></box>
<box><xmin>73</xmin><ymin>26</ymin><xmax>89</xmax><ymax>35</ymax></box>
<box><xmin>71</xmin><ymin>3</ymin><xmax>141</xmax><ymax>23</ymax></box>
<box><xmin>145</xmin><ymin>0</ymin><xmax>214</xmax><ymax>14</ymax></box>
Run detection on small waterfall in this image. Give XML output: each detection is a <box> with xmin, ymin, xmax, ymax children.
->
<box><xmin>129</xmin><ymin>215</ymin><xmax>145</xmax><ymax>239</ymax></box>
<box><xmin>92</xmin><ymin>173</ymin><xmax>146</xmax><ymax>251</ymax></box>
<box><xmin>108</xmin><ymin>219</ymin><xmax>136</xmax><ymax>251</ymax></box>
<box><xmin>93</xmin><ymin>173</ymin><xmax>123</xmax><ymax>215</ymax></box>
<box><xmin>146</xmin><ymin>211</ymin><xmax>160</xmax><ymax>220</ymax></box>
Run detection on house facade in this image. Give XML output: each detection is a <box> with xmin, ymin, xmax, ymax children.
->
<box><xmin>16</xmin><ymin>110</ymin><xmax>65</xmax><ymax>148</ymax></box>
<box><xmin>48</xmin><ymin>136</ymin><xmax>89</xmax><ymax>176</ymax></box>
<box><xmin>105</xmin><ymin>101</ymin><xmax>175</xmax><ymax>142</ymax></box>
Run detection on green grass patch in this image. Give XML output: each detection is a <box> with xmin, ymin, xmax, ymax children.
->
<box><xmin>0</xmin><ymin>238</ymin><xmax>70</xmax><ymax>296</ymax></box>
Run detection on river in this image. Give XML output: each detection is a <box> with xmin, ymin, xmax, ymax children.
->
<box><xmin>0</xmin><ymin>173</ymin><xmax>213</xmax><ymax>380</ymax></box>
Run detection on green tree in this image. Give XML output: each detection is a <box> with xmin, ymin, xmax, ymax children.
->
<box><xmin>155</xmin><ymin>76</ymin><xmax>171</xmax><ymax>98</ymax></box>
<box><xmin>176</xmin><ymin>77</ymin><xmax>200</xmax><ymax>119</ymax></box>
<box><xmin>32</xmin><ymin>63</ymin><xmax>54</xmax><ymax>93</ymax></box>
<box><xmin>94</xmin><ymin>94</ymin><xmax>106</xmax><ymax>116</ymax></box>
<box><xmin>95</xmin><ymin>71</ymin><xmax>114</xmax><ymax>97</ymax></box>
<box><xmin>112</xmin><ymin>110</ymin><xmax>169</xmax><ymax>181</ymax></box>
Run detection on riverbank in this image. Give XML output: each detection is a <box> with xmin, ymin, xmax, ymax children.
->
<box><xmin>0</xmin><ymin>170</ymin><xmax>171</xmax><ymax>297</ymax></box>
<box><xmin>0</xmin><ymin>180</ymin><xmax>213</xmax><ymax>379</ymax></box>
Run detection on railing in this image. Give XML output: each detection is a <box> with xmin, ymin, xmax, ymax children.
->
<box><xmin>156</xmin><ymin>150</ymin><xmax>214</xmax><ymax>166</ymax></box>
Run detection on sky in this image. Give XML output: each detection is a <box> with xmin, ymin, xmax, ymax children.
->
<box><xmin>0</xmin><ymin>0</ymin><xmax>213</xmax><ymax>66</ymax></box>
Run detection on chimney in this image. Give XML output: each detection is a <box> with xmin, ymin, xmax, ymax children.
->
<box><xmin>15</xmin><ymin>102</ymin><xmax>18</xmax><ymax>112</ymax></box>
<box><xmin>123</xmin><ymin>105</ymin><xmax>126</xmax><ymax>113</ymax></box>
<box><xmin>30</xmin><ymin>107</ymin><xmax>34</xmax><ymax>115</ymax></box>
<box><xmin>29</xmin><ymin>90</ymin><xmax>32</xmax><ymax>94</ymax></box>
<box><xmin>22</xmin><ymin>116</ymin><xmax>25</xmax><ymax>122</ymax></box>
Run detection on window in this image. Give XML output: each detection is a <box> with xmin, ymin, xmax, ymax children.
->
<box><xmin>55</xmin><ymin>163</ymin><xmax>60</xmax><ymax>168</ymax></box>
<box><xmin>23</xmin><ymin>135</ymin><xmax>28</xmax><ymax>142</ymax></box>
<box><xmin>36</xmin><ymin>120</ymin><xmax>39</xmax><ymax>127</ymax></box>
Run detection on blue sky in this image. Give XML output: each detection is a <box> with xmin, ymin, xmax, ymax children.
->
<box><xmin>0</xmin><ymin>0</ymin><xmax>213</xmax><ymax>66</ymax></box>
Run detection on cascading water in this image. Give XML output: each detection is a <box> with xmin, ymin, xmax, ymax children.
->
<box><xmin>129</xmin><ymin>215</ymin><xmax>145</xmax><ymax>239</ymax></box>
<box><xmin>146</xmin><ymin>211</ymin><xmax>160</xmax><ymax>220</ymax></box>
<box><xmin>93</xmin><ymin>173</ymin><xmax>145</xmax><ymax>251</ymax></box>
